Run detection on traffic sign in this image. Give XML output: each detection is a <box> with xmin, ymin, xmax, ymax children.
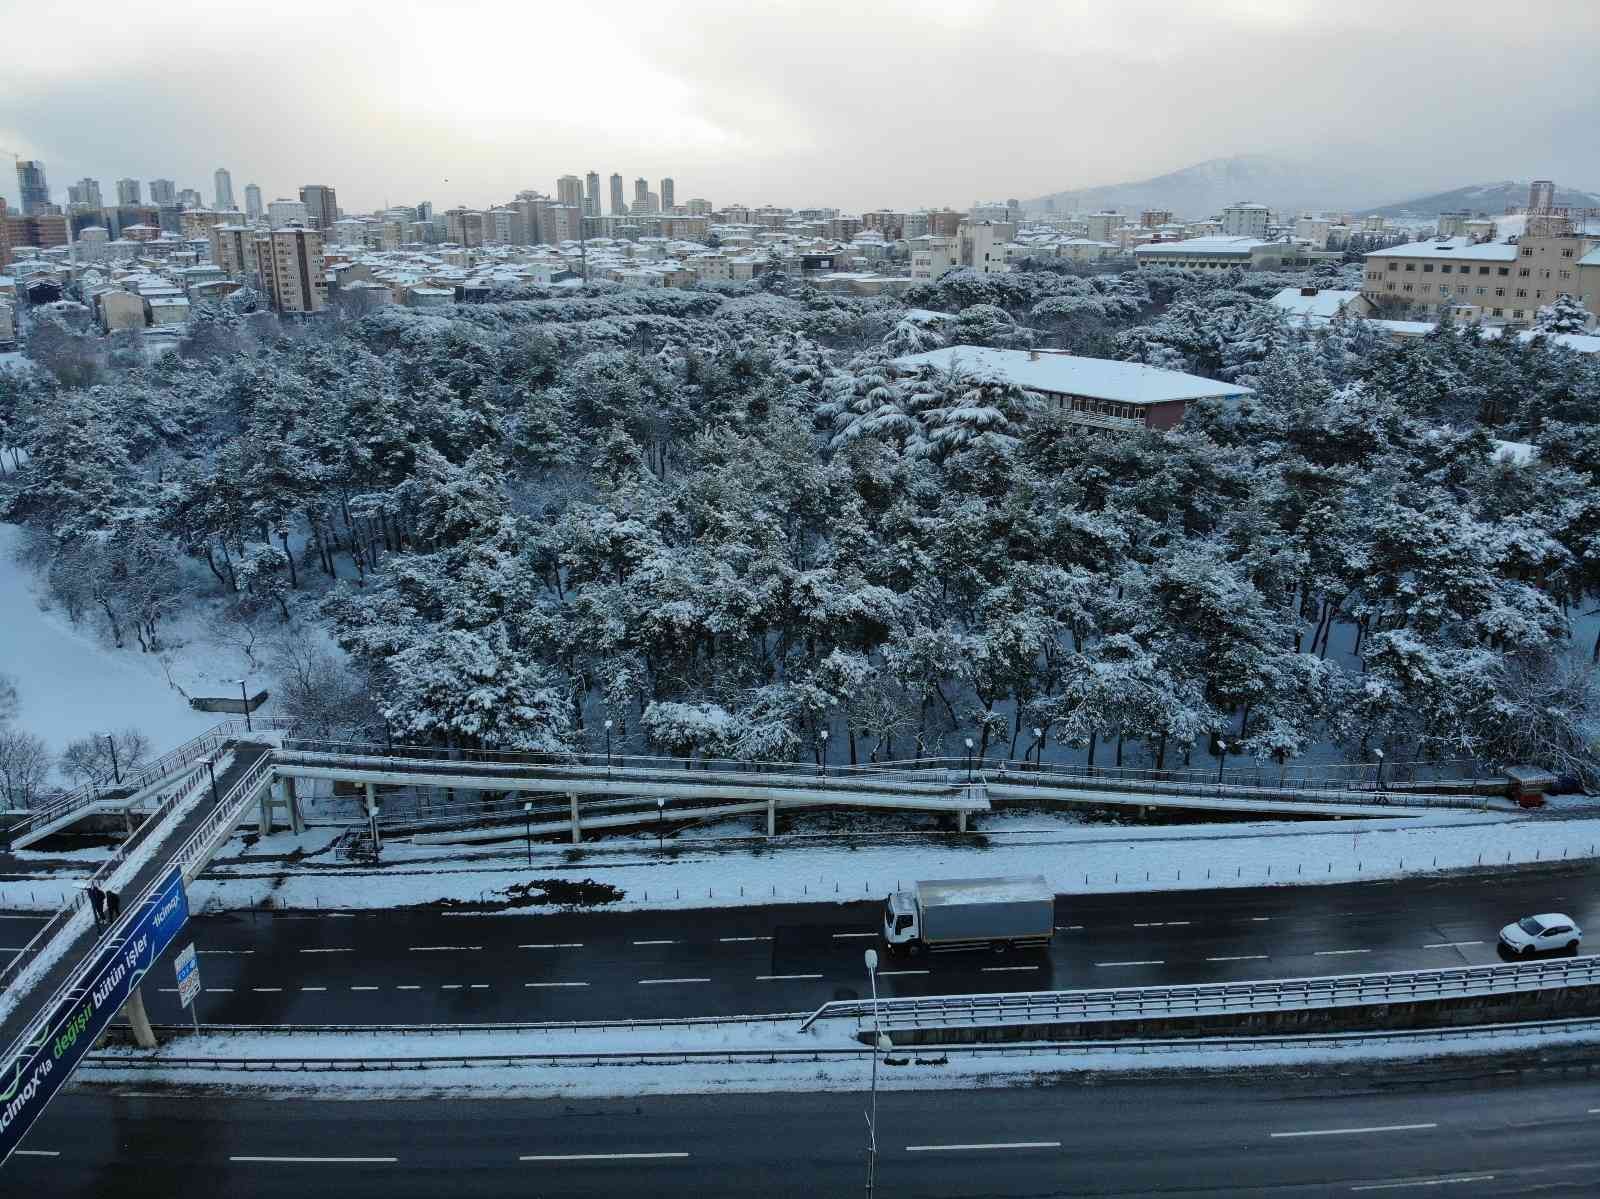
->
<box><xmin>174</xmin><ymin>942</ymin><xmax>201</xmax><ymax>1008</ymax></box>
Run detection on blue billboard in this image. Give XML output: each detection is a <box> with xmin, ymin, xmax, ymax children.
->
<box><xmin>0</xmin><ymin>867</ymin><xmax>189</xmax><ymax>1166</ymax></box>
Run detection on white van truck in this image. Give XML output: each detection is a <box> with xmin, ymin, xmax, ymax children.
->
<box><xmin>881</xmin><ymin>876</ymin><xmax>1055</xmax><ymax>955</ymax></box>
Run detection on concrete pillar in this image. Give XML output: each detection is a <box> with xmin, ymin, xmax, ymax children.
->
<box><xmin>365</xmin><ymin>782</ymin><xmax>380</xmax><ymax>853</ymax></box>
<box><xmin>123</xmin><ymin>985</ymin><xmax>157</xmax><ymax>1050</ymax></box>
<box><xmin>570</xmin><ymin>792</ymin><xmax>581</xmax><ymax>843</ymax></box>
<box><xmin>766</xmin><ymin>796</ymin><xmax>776</xmax><ymax>838</ymax></box>
<box><xmin>287</xmin><ymin>775</ymin><xmax>304</xmax><ymax>835</ymax></box>
<box><xmin>958</xmin><ymin>810</ymin><xmax>968</xmax><ymax>833</ymax></box>
<box><xmin>261</xmin><ymin>779</ymin><xmax>281</xmax><ymax>835</ymax></box>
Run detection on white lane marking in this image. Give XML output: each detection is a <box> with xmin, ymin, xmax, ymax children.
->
<box><xmin>1095</xmin><ymin>960</ymin><xmax>1164</xmax><ymax>967</ymax></box>
<box><xmin>409</xmin><ymin>945</ymin><xmax>481</xmax><ymax>952</ymax></box>
<box><xmin>231</xmin><ymin>1156</ymin><xmax>398</xmax><ymax>1164</ymax></box>
<box><xmin>351</xmin><ymin>986</ymin><xmax>379</xmax><ymax>991</ymax></box>
<box><xmin>300</xmin><ymin>987</ymin><xmax>327</xmax><ymax>992</ymax></box>
<box><xmin>719</xmin><ymin>936</ymin><xmax>773</xmax><ymax>943</ymax></box>
<box><xmin>13</xmin><ymin>1149</ymin><xmax>60</xmax><ymax>1156</ymax></box>
<box><xmin>520</xmin><ymin>943</ymin><xmax>583</xmax><ymax>949</ymax></box>
<box><xmin>1272</xmin><ymin>1123</ymin><xmax>1437</xmax><ymax>1139</ymax></box>
<box><xmin>1349</xmin><ymin>1176</ymin><xmax>1494</xmax><ymax>1192</ymax></box>
<box><xmin>880</xmin><ymin>970</ymin><xmax>930</xmax><ymax>976</ymax></box>
<box><xmin>633</xmin><ymin>939</ymin><xmax>679</xmax><ymax>946</ymax></box>
<box><xmin>469</xmin><ymin>984</ymin><xmax>489</xmax><ymax>989</ymax></box>
<box><xmin>158</xmin><ymin>988</ymin><xmax>178</xmax><ymax>992</ymax></box>
<box><xmin>1208</xmin><ymin>955</ymin><xmax>1269</xmax><ymax>962</ymax></box>
<box><xmin>252</xmin><ymin>987</ymin><xmax>283</xmax><ymax>993</ymax></box>
<box><xmin>441</xmin><ymin>984</ymin><xmax>462</xmax><ymax>990</ymax></box>
<box><xmin>199</xmin><ymin>949</ymin><xmax>254</xmax><ymax>955</ymax></box>
<box><xmin>637</xmin><ymin>978</ymin><xmax>710</xmax><ymax>985</ymax></box>
<box><xmin>1587</xmin><ymin>1108</ymin><xmax>1600</xmax><ymax>1114</ymax></box>
<box><xmin>906</xmin><ymin>1141</ymin><xmax>1060</xmax><ymax>1152</ymax></box>
<box><xmin>1133</xmin><ymin>921</ymin><xmax>1192</xmax><ymax>928</ymax></box>
<box><xmin>299</xmin><ymin>948</ymin><xmax>353</xmax><ymax>954</ymax></box>
<box><xmin>396</xmin><ymin>985</ymin><xmax>420</xmax><ymax>991</ymax></box>
<box><xmin>525</xmin><ymin>982</ymin><xmax>590</xmax><ymax>988</ymax></box>
<box><xmin>833</xmin><ymin>932</ymin><xmax>878</xmax><ymax>939</ymax></box>
<box><xmin>1251</xmin><ymin>917</ymin><xmax>1271</xmax><ymax>922</ymax></box>
<box><xmin>518</xmin><ymin>1152</ymin><xmax>690</xmax><ymax>1162</ymax></box>
<box><xmin>756</xmin><ymin>973</ymin><xmax>824</xmax><ymax>981</ymax></box>
<box><xmin>206</xmin><ymin>988</ymin><xmax>234</xmax><ymax>993</ymax></box>
<box><xmin>1424</xmin><ymin>941</ymin><xmax>1483</xmax><ymax>949</ymax></box>
<box><xmin>1315</xmin><ymin>949</ymin><xmax>1372</xmax><ymax>957</ymax></box>
<box><xmin>981</xmin><ymin>966</ymin><xmax>1039</xmax><ymax>973</ymax></box>
<box><xmin>1055</xmin><ymin>925</ymin><xmax>1084</xmax><ymax>931</ymax></box>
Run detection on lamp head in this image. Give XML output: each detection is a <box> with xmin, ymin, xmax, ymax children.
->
<box><xmin>864</xmin><ymin>948</ymin><xmax>878</xmax><ymax>971</ymax></box>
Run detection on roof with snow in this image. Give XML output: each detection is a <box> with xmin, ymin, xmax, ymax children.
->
<box><xmin>1364</xmin><ymin>237</ymin><xmax>1518</xmax><ymax>262</ymax></box>
<box><xmin>1133</xmin><ymin>236</ymin><xmax>1268</xmax><ymax>257</ymax></box>
<box><xmin>1268</xmin><ymin>287</ymin><xmax>1362</xmax><ymax>320</ymax></box>
<box><xmin>1579</xmin><ymin>246</ymin><xmax>1600</xmax><ymax>267</ymax></box>
<box><xmin>890</xmin><ymin>346</ymin><xmax>1252</xmax><ymax>406</ymax></box>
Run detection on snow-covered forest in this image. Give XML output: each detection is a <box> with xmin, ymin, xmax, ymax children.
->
<box><xmin>2</xmin><ymin>262</ymin><xmax>1598</xmax><ymax>795</ymax></box>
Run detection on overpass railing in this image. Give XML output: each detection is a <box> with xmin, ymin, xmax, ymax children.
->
<box><xmin>799</xmin><ymin>955</ymin><xmax>1600</xmax><ymax>1033</ymax></box>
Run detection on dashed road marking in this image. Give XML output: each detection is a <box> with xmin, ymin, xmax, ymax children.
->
<box><xmin>637</xmin><ymin>978</ymin><xmax>710</xmax><ymax>985</ymax></box>
<box><xmin>906</xmin><ymin>1142</ymin><xmax>1060</xmax><ymax>1153</ymax></box>
<box><xmin>12</xmin><ymin>1150</ymin><xmax>60</xmax><ymax>1157</ymax></box>
<box><xmin>1349</xmin><ymin>1176</ymin><xmax>1494</xmax><ymax>1192</ymax></box>
<box><xmin>756</xmin><ymin>973</ymin><xmax>823</xmax><ymax>981</ymax></box>
<box><xmin>1315</xmin><ymin>949</ymin><xmax>1372</xmax><ymax>957</ymax></box>
<box><xmin>525</xmin><ymin>982</ymin><xmax>590</xmax><ymax>988</ymax></box>
<box><xmin>351</xmin><ymin>986</ymin><xmax>379</xmax><ymax>991</ymax></box>
<box><xmin>1207</xmin><ymin>955</ymin><xmax>1269</xmax><ymax>962</ymax></box>
<box><xmin>520</xmin><ymin>943</ymin><xmax>583</xmax><ymax>949</ymax></box>
<box><xmin>1095</xmin><ymin>960</ymin><xmax>1163</xmax><ymax>967</ymax></box>
<box><xmin>409</xmin><ymin>945</ymin><xmax>481</xmax><ymax>952</ymax></box>
<box><xmin>633</xmin><ymin>940</ymin><xmax>679</xmax><ymax>946</ymax></box>
<box><xmin>719</xmin><ymin>936</ymin><xmax>773</xmax><ymax>943</ymax></box>
<box><xmin>981</xmin><ymin>966</ymin><xmax>1039</xmax><ymax>973</ymax></box>
<box><xmin>299</xmin><ymin>948</ymin><xmax>353</xmax><ymax>954</ymax></box>
<box><xmin>880</xmin><ymin>970</ymin><xmax>930</xmax><ymax>976</ymax></box>
<box><xmin>232</xmin><ymin>1156</ymin><xmax>398</xmax><ymax>1164</ymax></box>
<box><xmin>1423</xmin><ymin>941</ymin><xmax>1483</xmax><ymax>949</ymax></box>
<box><xmin>300</xmin><ymin>986</ymin><xmax>327</xmax><ymax>992</ymax></box>
<box><xmin>252</xmin><ymin>987</ymin><xmax>283</xmax><ymax>993</ymax></box>
<box><xmin>518</xmin><ymin>1152</ymin><xmax>690</xmax><ymax>1162</ymax></box>
<box><xmin>396</xmin><ymin>985</ymin><xmax>420</xmax><ymax>991</ymax></box>
<box><xmin>832</xmin><ymin>932</ymin><xmax>878</xmax><ymax>939</ymax></box>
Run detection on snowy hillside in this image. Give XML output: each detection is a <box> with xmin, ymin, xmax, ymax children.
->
<box><xmin>1363</xmin><ymin>180</ymin><xmax>1600</xmax><ymax>219</ymax></box>
<box><xmin>1026</xmin><ymin>154</ymin><xmax>1383</xmax><ymax>219</ymax></box>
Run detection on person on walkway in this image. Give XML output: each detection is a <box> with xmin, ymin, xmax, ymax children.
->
<box><xmin>87</xmin><ymin>885</ymin><xmax>106</xmax><ymax>928</ymax></box>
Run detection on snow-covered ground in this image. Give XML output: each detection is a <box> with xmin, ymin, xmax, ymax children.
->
<box><xmin>0</xmin><ymin>805</ymin><xmax>1578</xmax><ymax>916</ymax></box>
<box><xmin>76</xmin><ymin>1015</ymin><xmax>1600</xmax><ymax>1100</ymax></box>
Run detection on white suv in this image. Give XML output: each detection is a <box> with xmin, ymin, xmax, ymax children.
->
<box><xmin>1498</xmin><ymin>913</ymin><xmax>1582</xmax><ymax>958</ymax></box>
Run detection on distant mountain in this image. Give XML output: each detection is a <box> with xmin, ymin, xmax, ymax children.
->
<box><xmin>1026</xmin><ymin>154</ymin><xmax>1383</xmax><ymax>220</ymax></box>
<box><xmin>1361</xmin><ymin>180</ymin><xmax>1600</xmax><ymax>219</ymax></box>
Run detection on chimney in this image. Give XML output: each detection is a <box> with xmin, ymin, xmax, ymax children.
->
<box><xmin>1028</xmin><ymin>348</ymin><xmax>1040</xmax><ymax>361</ymax></box>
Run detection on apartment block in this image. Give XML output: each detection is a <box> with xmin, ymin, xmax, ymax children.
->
<box><xmin>254</xmin><ymin>227</ymin><xmax>325</xmax><ymax>313</ymax></box>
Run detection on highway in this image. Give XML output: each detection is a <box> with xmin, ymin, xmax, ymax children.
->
<box><xmin>11</xmin><ymin>1066</ymin><xmax>1600</xmax><ymax>1194</ymax></box>
<box><xmin>29</xmin><ymin>864</ymin><xmax>1595</xmax><ymax>1026</ymax></box>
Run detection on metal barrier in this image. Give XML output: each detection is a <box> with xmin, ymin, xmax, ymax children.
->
<box><xmin>78</xmin><ymin>1014</ymin><xmax>1600</xmax><ymax>1074</ymax></box>
<box><xmin>799</xmin><ymin>955</ymin><xmax>1600</xmax><ymax>1032</ymax></box>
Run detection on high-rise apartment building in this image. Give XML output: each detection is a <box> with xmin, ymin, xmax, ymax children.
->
<box><xmin>634</xmin><ymin>177</ymin><xmax>652</xmax><ymax>213</ymax></box>
<box><xmin>685</xmin><ymin>198</ymin><xmax>712</xmax><ymax>216</ymax></box>
<box><xmin>556</xmin><ymin>175</ymin><xmax>584</xmax><ymax>211</ymax></box>
<box><xmin>299</xmin><ymin>184</ymin><xmax>338</xmax><ymax>230</ymax></box>
<box><xmin>1221</xmin><ymin>201</ymin><xmax>1270</xmax><ymax>239</ymax></box>
<box><xmin>177</xmin><ymin>188</ymin><xmax>202</xmax><ymax>209</ymax></box>
<box><xmin>254</xmin><ymin>227</ymin><xmax>325</xmax><ymax>313</ymax></box>
<box><xmin>660</xmin><ymin>178</ymin><xmax>675</xmax><ymax>212</ymax></box>
<box><xmin>69</xmin><ymin>178</ymin><xmax>104</xmax><ymax>209</ymax></box>
<box><xmin>211</xmin><ymin>225</ymin><xmax>259</xmax><ymax>282</ymax></box>
<box><xmin>149</xmin><ymin>179</ymin><xmax>177</xmax><ymax>206</ymax></box>
<box><xmin>1529</xmin><ymin>180</ymin><xmax>1556</xmax><ymax>212</ymax></box>
<box><xmin>268</xmin><ymin>198</ymin><xmax>309</xmax><ymax>227</ymax></box>
<box><xmin>16</xmin><ymin>161</ymin><xmax>50</xmax><ymax>216</ymax></box>
<box><xmin>214</xmin><ymin>167</ymin><xmax>235</xmax><ymax>210</ymax></box>
<box><xmin>116</xmin><ymin>178</ymin><xmax>141</xmax><ymax>206</ymax></box>
<box><xmin>609</xmin><ymin>173</ymin><xmax>626</xmax><ymax>215</ymax></box>
<box><xmin>417</xmin><ymin>200</ymin><xmax>433</xmax><ymax>222</ymax></box>
<box><xmin>0</xmin><ymin>198</ymin><xmax>11</xmax><ymax>269</ymax></box>
<box><xmin>584</xmin><ymin>172</ymin><xmax>600</xmax><ymax>217</ymax></box>
<box><xmin>244</xmin><ymin>184</ymin><xmax>263</xmax><ymax>220</ymax></box>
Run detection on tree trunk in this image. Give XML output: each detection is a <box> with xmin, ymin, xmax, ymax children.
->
<box><xmin>280</xmin><ymin>530</ymin><xmax>298</xmax><ymax>589</ymax></box>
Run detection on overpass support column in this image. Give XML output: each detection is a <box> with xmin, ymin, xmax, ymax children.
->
<box><xmin>287</xmin><ymin>776</ymin><xmax>304</xmax><ymax>835</ymax></box>
<box><xmin>122</xmin><ymin>984</ymin><xmax>157</xmax><ymax>1050</ymax></box>
<box><xmin>958</xmin><ymin>810</ymin><xmax>968</xmax><ymax>833</ymax></box>
<box><xmin>261</xmin><ymin>779</ymin><xmax>282</xmax><ymax>835</ymax></box>
<box><xmin>766</xmin><ymin>795</ymin><xmax>776</xmax><ymax>838</ymax></box>
<box><xmin>570</xmin><ymin>792</ymin><xmax>581</xmax><ymax>843</ymax></box>
<box><xmin>365</xmin><ymin>783</ymin><xmax>381</xmax><ymax>854</ymax></box>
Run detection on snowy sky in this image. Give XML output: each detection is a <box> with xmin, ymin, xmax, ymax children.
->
<box><xmin>4</xmin><ymin>0</ymin><xmax>1598</xmax><ymax>215</ymax></box>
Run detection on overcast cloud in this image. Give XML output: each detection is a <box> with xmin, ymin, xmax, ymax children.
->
<box><xmin>4</xmin><ymin>0</ymin><xmax>1598</xmax><ymax>214</ymax></box>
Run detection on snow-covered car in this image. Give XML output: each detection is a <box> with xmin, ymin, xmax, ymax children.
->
<box><xmin>1498</xmin><ymin>913</ymin><xmax>1582</xmax><ymax>958</ymax></box>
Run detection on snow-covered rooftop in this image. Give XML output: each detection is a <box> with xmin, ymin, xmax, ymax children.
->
<box><xmin>1365</xmin><ymin>237</ymin><xmax>1518</xmax><ymax>262</ymax></box>
<box><xmin>1133</xmin><ymin>236</ymin><xmax>1267</xmax><ymax>256</ymax></box>
<box><xmin>1268</xmin><ymin>287</ymin><xmax>1362</xmax><ymax>320</ymax></box>
<box><xmin>891</xmin><ymin>346</ymin><xmax>1252</xmax><ymax>406</ymax></box>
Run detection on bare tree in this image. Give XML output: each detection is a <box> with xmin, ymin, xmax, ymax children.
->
<box><xmin>269</xmin><ymin>632</ymin><xmax>379</xmax><ymax>740</ymax></box>
<box><xmin>58</xmin><ymin>728</ymin><xmax>152</xmax><ymax>787</ymax></box>
<box><xmin>0</xmin><ymin>729</ymin><xmax>52</xmax><ymax>809</ymax></box>
<box><xmin>0</xmin><ymin>672</ymin><xmax>18</xmax><ymax>726</ymax></box>
<box><xmin>204</xmin><ymin>601</ymin><xmax>269</xmax><ymax>671</ymax></box>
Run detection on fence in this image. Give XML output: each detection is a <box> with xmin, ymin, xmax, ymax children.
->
<box><xmin>800</xmin><ymin>954</ymin><xmax>1600</xmax><ymax>1032</ymax></box>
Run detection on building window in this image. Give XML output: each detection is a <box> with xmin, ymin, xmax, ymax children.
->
<box><xmin>1403</xmin><ymin>283</ymin><xmax>1413</xmax><ymax>293</ymax></box>
<box><xmin>1522</xmin><ymin>247</ymin><xmax>1534</xmax><ymax>256</ymax></box>
<box><xmin>1498</xmin><ymin>268</ymin><xmax>1510</xmax><ymax>276</ymax></box>
<box><xmin>1441</xmin><ymin>264</ymin><xmax>1453</xmax><ymax>274</ymax></box>
<box><xmin>1493</xmin><ymin>307</ymin><xmax>1504</xmax><ymax>317</ymax></box>
<box><xmin>1495</xmin><ymin>288</ymin><xmax>1505</xmax><ymax>297</ymax></box>
<box><xmin>1516</xmin><ymin>288</ymin><xmax>1528</xmax><ymax>298</ymax></box>
<box><xmin>1518</xmin><ymin>268</ymin><xmax>1530</xmax><ymax>277</ymax></box>
<box><xmin>1440</xmin><ymin>285</ymin><xmax>1450</xmax><ymax>295</ymax></box>
<box><xmin>1423</xmin><ymin>263</ymin><xmax>1434</xmax><ymax>273</ymax></box>
<box><xmin>1562</xmin><ymin>248</ymin><xmax>1574</xmax><ymax>258</ymax></box>
<box><xmin>1478</xmin><ymin>266</ymin><xmax>1490</xmax><ymax>275</ymax></box>
<box><xmin>1476</xmin><ymin>287</ymin><xmax>1486</xmax><ymax>296</ymax></box>
<box><xmin>1388</xmin><ymin>261</ymin><xmax>1398</xmax><ymax>272</ymax></box>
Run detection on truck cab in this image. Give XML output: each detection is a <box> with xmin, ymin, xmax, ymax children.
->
<box><xmin>883</xmin><ymin>891</ymin><xmax>919</xmax><ymax>950</ymax></box>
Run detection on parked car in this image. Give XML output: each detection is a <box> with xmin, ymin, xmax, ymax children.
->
<box><xmin>1498</xmin><ymin>913</ymin><xmax>1582</xmax><ymax>957</ymax></box>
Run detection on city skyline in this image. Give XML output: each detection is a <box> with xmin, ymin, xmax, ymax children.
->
<box><xmin>5</xmin><ymin>1</ymin><xmax>1599</xmax><ymax>215</ymax></box>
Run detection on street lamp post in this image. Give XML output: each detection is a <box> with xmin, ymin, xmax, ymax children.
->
<box><xmin>1373</xmin><ymin>748</ymin><xmax>1385</xmax><ymax>790</ymax></box>
<box><xmin>656</xmin><ymin>797</ymin><xmax>665</xmax><ymax>852</ymax></box>
<box><xmin>1031</xmin><ymin>727</ymin><xmax>1044</xmax><ymax>768</ymax></box>
<box><xmin>819</xmin><ymin>729</ymin><xmax>829</xmax><ymax>777</ymax></box>
<box><xmin>964</xmin><ymin>737</ymin><xmax>974</xmax><ymax>783</ymax></box>
<box><xmin>206</xmin><ymin>757</ymin><xmax>218</xmax><ymax>805</ymax></box>
<box><xmin>524</xmin><ymin>801</ymin><xmax>533</xmax><ymax>867</ymax></box>
<box><xmin>105</xmin><ymin>734</ymin><xmax>120</xmax><ymax>786</ymax></box>
<box><xmin>604</xmin><ymin>719</ymin><xmax>613</xmax><ymax>768</ymax></box>
<box><xmin>1216</xmin><ymin>739</ymin><xmax>1228</xmax><ymax>785</ymax></box>
<box><xmin>237</xmin><ymin>679</ymin><xmax>252</xmax><ymax>734</ymax></box>
<box><xmin>368</xmin><ymin>798</ymin><xmax>381</xmax><ymax>861</ymax></box>
<box><xmin>864</xmin><ymin>947</ymin><xmax>885</xmax><ymax>1197</ymax></box>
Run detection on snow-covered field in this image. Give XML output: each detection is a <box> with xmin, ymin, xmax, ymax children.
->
<box><xmin>76</xmin><ymin>1015</ymin><xmax>1600</xmax><ymax>1100</ymax></box>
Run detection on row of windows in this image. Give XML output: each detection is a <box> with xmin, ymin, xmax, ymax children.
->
<box><xmin>1389</xmin><ymin>261</ymin><xmax>1511</xmax><ymax>276</ymax></box>
<box><xmin>1381</xmin><ymin>281</ymin><xmax>1555</xmax><ymax>300</ymax></box>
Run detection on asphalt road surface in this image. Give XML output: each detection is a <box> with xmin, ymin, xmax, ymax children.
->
<box><xmin>54</xmin><ymin>864</ymin><xmax>1600</xmax><ymax>1027</ymax></box>
<box><xmin>11</xmin><ymin>1067</ymin><xmax>1600</xmax><ymax>1195</ymax></box>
